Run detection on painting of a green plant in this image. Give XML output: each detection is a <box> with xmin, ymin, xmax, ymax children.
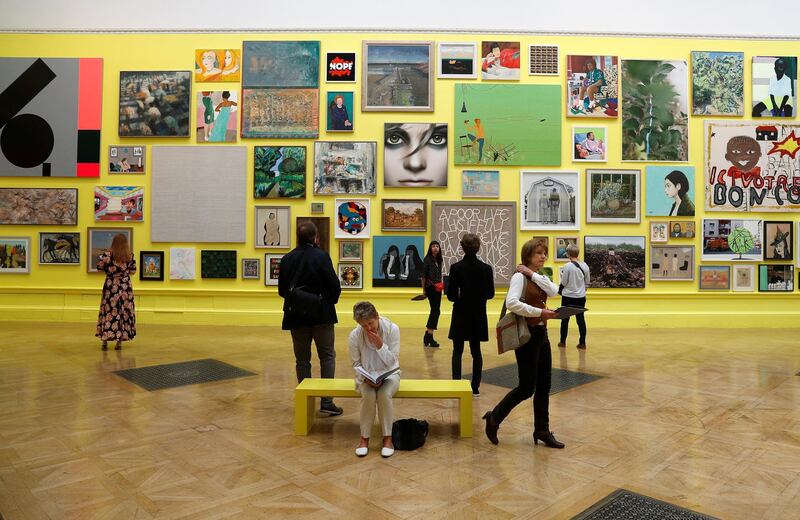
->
<box><xmin>728</xmin><ymin>226</ymin><xmax>754</xmax><ymax>260</ymax></box>
<box><xmin>691</xmin><ymin>51</ymin><xmax>744</xmax><ymax>116</ymax></box>
<box><xmin>621</xmin><ymin>60</ymin><xmax>688</xmax><ymax>162</ymax></box>
<box><xmin>254</xmin><ymin>146</ymin><xmax>306</xmax><ymax>198</ymax></box>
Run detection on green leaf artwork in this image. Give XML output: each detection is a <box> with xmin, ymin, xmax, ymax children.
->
<box><xmin>728</xmin><ymin>227</ymin><xmax>754</xmax><ymax>259</ymax></box>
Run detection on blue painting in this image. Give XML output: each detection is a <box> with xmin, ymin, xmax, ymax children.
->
<box><xmin>242</xmin><ymin>41</ymin><xmax>320</xmax><ymax>88</ymax></box>
<box><xmin>645</xmin><ymin>166</ymin><xmax>695</xmax><ymax>217</ymax></box>
<box><xmin>372</xmin><ymin>235</ymin><xmax>425</xmax><ymax>288</ymax></box>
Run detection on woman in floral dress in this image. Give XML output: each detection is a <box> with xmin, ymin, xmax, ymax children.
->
<box><xmin>96</xmin><ymin>234</ymin><xmax>136</xmax><ymax>350</ymax></box>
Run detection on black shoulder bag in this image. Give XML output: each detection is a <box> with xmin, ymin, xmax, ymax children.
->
<box><xmin>287</xmin><ymin>251</ymin><xmax>323</xmax><ymax>318</ymax></box>
<box><xmin>391</xmin><ymin>418</ymin><xmax>429</xmax><ymax>450</ymax></box>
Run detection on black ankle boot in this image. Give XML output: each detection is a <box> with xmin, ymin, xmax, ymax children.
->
<box><xmin>482</xmin><ymin>411</ymin><xmax>499</xmax><ymax>445</ymax></box>
<box><xmin>533</xmin><ymin>430</ymin><xmax>565</xmax><ymax>449</ymax></box>
<box><xmin>429</xmin><ymin>335</ymin><xmax>439</xmax><ymax>348</ymax></box>
<box><xmin>423</xmin><ymin>332</ymin><xmax>431</xmax><ymax>346</ymax></box>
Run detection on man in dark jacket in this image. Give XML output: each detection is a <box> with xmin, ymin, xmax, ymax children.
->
<box><xmin>278</xmin><ymin>221</ymin><xmax>343</xmax><ymax>415</ymax></box>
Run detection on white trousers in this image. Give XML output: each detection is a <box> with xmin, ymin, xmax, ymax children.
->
<box><xmin>358</xmin><ymin>374</ymin><xmax>399</xmax><ymax>438</ymax></box>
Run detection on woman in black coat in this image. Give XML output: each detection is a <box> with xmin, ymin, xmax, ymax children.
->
<box><xmin>447</xmin><ymin>233</ymin><xmax>495</xmax><ymax>396</ymax></box>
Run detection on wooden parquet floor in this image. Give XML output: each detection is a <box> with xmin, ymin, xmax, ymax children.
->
<box><xmin>0</xmin><ymin>321</ymin><xmax>799</xmax><ymax>519</ymax></box>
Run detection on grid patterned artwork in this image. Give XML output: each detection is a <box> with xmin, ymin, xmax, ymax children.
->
<box><xmin>528</xmin><ymin>45</ymin><xmax>559</xmax><ymax>75</ymax></box>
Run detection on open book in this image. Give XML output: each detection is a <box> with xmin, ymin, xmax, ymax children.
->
<box><xmin>356</xmin><ymin>366</ymin><xmax>400</xmax><ymax>385</ymax></box>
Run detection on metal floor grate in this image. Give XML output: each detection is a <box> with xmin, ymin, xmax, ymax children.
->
<box><xmin>571</xmin><ymin>489</ymin><xmax>720</xmax><ymax>520</ymax></box>
<box><xmin>465</xmin><ymin>365</ymin><xmax>602</xmax><ymax>394</ymax></box>
<box><xmin>114</xmin><ymin>358</ymin><xmax>256</xmax><ymax>391</ymax></box>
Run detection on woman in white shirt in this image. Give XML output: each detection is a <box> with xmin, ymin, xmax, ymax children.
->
<box><xmin>482</xmin><ymin>238</ymin><xmax>565</xmax><ymax>449</ymax></box>
<box><xmin>348</xmin><ymin>301</ymin><xmax>400</xmax><ymax>458</ymax></box>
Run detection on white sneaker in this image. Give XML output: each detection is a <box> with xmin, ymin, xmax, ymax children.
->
<box><xmin>355</xmin><ymin>446</ymin><xmax>368</xmax><ymax>457</ymax></box>
<box><xmin>380</xmin><ymin>446</ymin><xmax>394</xmax><ymax>458</ymax></box>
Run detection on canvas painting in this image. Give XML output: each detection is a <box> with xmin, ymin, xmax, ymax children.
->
<box><xmin>87</xmin><ymin>227</ymin><xmax>132</xmax><ymax>273</ymax></box>
<box><xmin>169</xmin><ymin>247</ymin><xmax>195</xmax><ymax>280</ymax></box>
<box><xmin>362</xmin><ymin>41</ymin><xmax>434</xmax><ymax>111</ymax></box>
<box><xmin>752</xmin><ymin>56</ymin><xmax>797</xmax><ymax>118</ymax></box>
<box><xmin>255</xmin><ymin>206</ymin><xmax>290</xmax><ymax>249</ymax></box>
<box><xmin>584</xmin><ymin>236</ymin><xmax>646</xmax><ymax>288</ymax></box>
<box><xmin>254</xmin><ymin>146</ymin><xmax>306</xmax><ymax>199</ymax></box>
<box><xmin>646</xmin><ymin>166</ymin><xmax>696</xmax><ymax>217</ymax></box>
<box><xmin>438</xmin><ymin>42</ymin><xmax>477</xmax><ymax>79</ymax></box>
<box><xmin>454</xmin><ymin>84</ymin><xmax>561</xmax><ymax>166</ymax></box>
<box><xmin>264</xmin><ymin>254</ymin><xmax>283</xmax><ymax>286</ymax></box>
<box><xmin>313</xmin><ymin>141</ymin><xmax>376</xmax><ymax>195</ymax></box>
<box><xmin>338</xmin><ymin>262</ymin><xmax>363</xmax><ymax>289</ymax></box>
<box><xmin>650</xmin><ymin>222</ymin><xmax>669</xmax><ymax>244</ymax></box>
<box><xmin>759</xmin><ymin>264</ymin><xmax>794</xmax><ymax>291</ymax></box>
<box><xmin>242</xmin><ymin>41</ymin><xmax>320</xmax><ymax>88</ymax></box>
<box><xmin>140</xmin><ymin>251</ymin><xmax>164</xmax><ymax>281</ymax></box>
<box><xmin>764</xmin><ymin>221</ymin><xmax>793</xmax><ymax>261</ymax></box>
<box><xmin>372</xmin><ymin>235</ymin><xmax>425</xmax><ymax>287</ymax></box>
<box><xmin>39</xmin><ymin>232</ymin><xmax>80</xmax><ymax>265</ymax></box>
<box><xmin>520</xmin><ymin>171</ymin><xmax>579</xmax><ymax>230</ymax></box>
<box><xmin>196</xmin><ymin>91</ymin><xmax>238</xmax><ymax>143</ymax></box>
<box><xmin>480</xmin><ymin>41</ymin><xmax>520</xmax><ymax>80</ymax></box>
<box><xmin>554</xmin><ymin>237</ymin><xmax>578</xmax><ymax>261</ymax></box>
<box><xmin>586</xmin><ymin>169</ymin><xmax>640</xmax><ymax>223</ymax></box>
<box><xmin>335</xmin><ymin>199</ymin><xmax>370</xmax><ymax>239</ymax></box>
<box><xmin>241</xmin><ymin>88</ymin><xmax>319</xmax><ymax>139</ymax></box>
<box><xmin>339</xmin><ymin>240</ymin><xmax>363</xmax><ymax>261</ymax></box>
<box><xmin>94</xmin><ymin>186</ymin><xmax>144</xmax><ymax>222</ymax></box>
<box><xmin>0</xmin><ymin>57</ymin><xmax>102</xmax><ymax>177</ymax></box>
<box><xmin>462</xmin><ymin>170</ymin><xmax>499</xmax><ymax>198</ymax></box>
<box><xmin>0</xmin><ymin>188</ymin><xmax>77</xmax><ymax>225</ymax></box>
<box><xmin>311</xmin><ymin>202</ymin><xmax>324</xmax><ymax>214</ymax></box>
<box><xmin>528</xmin><ymin>45</ymin><xmax>559</xmax><ymax>76</ymax></box>
<box><xmin>384</xmin><ymin>123</ymin><xmax>448</xmax><ymax>187</ymax></box>
<box><xmin>650</xmin><ymin>245</ymin><xmax>694</xmax><ymax>281</ymax></box>
<box><xmin>566</xmin><ymin>55</ymin><xmax>619</xmax><ymax>117</ymax></box>
<box><xmin>108</xmin><ymin>146</ymin><xmax>145</xmax><ymax>174</ymax></box>
<box><xmin>704</xmin><ymin>121</ymin><xmax>800</xmax><ymax>212</ymax></box>
<box><xmin>702</xmin><ymin>219</ymin><xmax>763</xmax><ymax>261</ymax></box>
<box><xmin>242</xmin><ymin>258</ymin><xmax>260</xmax><ymax>280</ymax></box>
<box><xmin>670</xmin><ymin>221</ymin><xmax>696</xmax><ymax>239</ymax></box>
<box><xmin>0</xmin><ymin>237</ymin><xmax>30</xmax><ymax>274</ymax></box>
<box><xmin>573</xmin><ymin>127</ymin><xmax>607</xmax><ymax>162</ymax></box>
<box><xmin>431</xmin><ymin>201</ymin><xmax>516</xmax><ymax>286</ymax></box>
<box><xmin>732</xmin><ymin>264</ymin><xmax>755</xmax><ymax>292</ymax></box>
<box><xmin>699</xmin><ymin>266</ymin><xmax>731</xmax><ymax>290</ymax></box>
<box><xmin>118</xmin><ymin>71</ymin><xmax>191</xmax><ymax>137</ymax></box>
<box><xmin>382</xmin><ymin>199</ymin><xmax>426</xmax><ymax>231</ymax></box>
<box><xmin>621</xmin><ymin>60</ymin><xmax>688</xmax><ymax>162</ymax></box>
<box><xmin>326</xmin><ymin>52</ymin><xmax>356</xmax><ymax>83</ymax></box>
<box><xmin>195</xmin><ymin>49</ymin><xmax>240</xmax><ymax>82</ymax></box>
<box><xmin>691</xmin><ymin>51</ymin><xmax>744</xmax><ymax>116</ymax></box>
<box><xmin>326</xmin><ymin>92</ymin><xmax>354</xmax><ymax>132</ymax></box>
<box><xmin>201</xmin><ymin>250</ymin><xmax>237</xmax><ymax>279</ymax></box>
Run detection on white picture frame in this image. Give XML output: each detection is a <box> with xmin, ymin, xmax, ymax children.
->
<box><xmin>732</xmin><ymin>264</ymin><xmax>756</xmax><ymax>292</ymax></box>
<box><xmin>255</xmin><ymin>206</ymin><xmax>291</xmax><ymax>249</ymax></box>
<box><xmin>520</xmin><ymin>170</ymin><xmax>580</xmax><ymax>231</ymax></box>
<box><xmin>334</xmin><ymin>198</ymin><xmax>371</xmax><ymax>239</ymax></box>
<box><xmin>437</xmin><ymin>42</ymin><xmax>478</xmax><ymax>79</ymax></box>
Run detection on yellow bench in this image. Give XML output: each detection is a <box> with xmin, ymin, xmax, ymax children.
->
<box><xmin>295</xmin><ymin>378</ymin><xmax>473</xmax><ymax>438</ymax></box>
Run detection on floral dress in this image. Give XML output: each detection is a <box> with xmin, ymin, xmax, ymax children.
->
<box><xmin>96</xmin><ymin>253</ymin><xmax>137</xmax><ymax>342</ymax></box>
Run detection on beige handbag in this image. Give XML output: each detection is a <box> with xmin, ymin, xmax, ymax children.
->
<box><xmin>495</xmin><ymin>277</ymin><xmax>531</xmax><ymax>354</ymax></box>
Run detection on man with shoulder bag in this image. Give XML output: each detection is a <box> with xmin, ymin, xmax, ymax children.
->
<box><xmin>278</xmin><ymin>221</ymin><xmax>343</xmax><ymax>415</ymax></box>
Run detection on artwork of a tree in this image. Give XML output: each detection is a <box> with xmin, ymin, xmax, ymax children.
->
<box><xmin>728</xmin><ymin>226</ymin><xmax>754</xmax><ymax>260</ymax></box>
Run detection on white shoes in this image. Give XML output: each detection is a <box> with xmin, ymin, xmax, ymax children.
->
<box><xmin>355</xmin><ymin>446</ymin><xmax>368</xmax><ymax>457</ymax></box>
<box><xmin>381</xmin><ymin>446</ymin><xmax>394</xmax><ymax>458</ymax></box>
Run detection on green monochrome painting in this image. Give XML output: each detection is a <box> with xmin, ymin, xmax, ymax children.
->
<box><xmin>454</xmin><ymin>84</ymin><xmax>561</xmax><ymax>166</ymax></box>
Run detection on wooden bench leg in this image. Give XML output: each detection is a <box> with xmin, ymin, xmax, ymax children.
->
<box><xmin>459</xmin><ymin>394</ymin><xmax>473</xmax><ymax>438</ymax></box>
<box><xmin>295</xmin><ymin>394</ymin><xmax>316</xmax><ymax>435</ymax></box>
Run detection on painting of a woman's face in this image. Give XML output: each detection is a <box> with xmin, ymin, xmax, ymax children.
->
<box><xmin>664</xmin><ymin>178</ymin><xmax>679</xmax><ymax>198</ymax></box>
<box><xmin>384</xmin><ymin>123</ymin><xmax>448</xmax><ymax>187</ymax></box>
<box><xmin>202</xmin><ymin>51</ymin><xmax>216</xmax><ymax>72</ymax></box>
<box><xmin>224</xmin><ymin>50</ymin><xmax>233</xmax><ymax>67</ymax></box>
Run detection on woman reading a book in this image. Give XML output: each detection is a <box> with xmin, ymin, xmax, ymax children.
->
<box><xmin>348</xmin><ymin>301</ymin><xmax>401</xmax><ymax>458</ymax></box>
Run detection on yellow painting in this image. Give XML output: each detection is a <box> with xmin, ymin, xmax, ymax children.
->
<box><xmin>195</xmin><ymin>49</ymin><xmax>241</xmax><ymax>82</ymax></box>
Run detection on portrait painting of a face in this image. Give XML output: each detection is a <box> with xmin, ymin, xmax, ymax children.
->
<box><xmin>384</xmin><ymin>123</ymin><xmax>448</xmax><ymax>187</ymax></box>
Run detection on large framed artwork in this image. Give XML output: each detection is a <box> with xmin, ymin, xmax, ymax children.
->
<box><xmin>118</xmin><ymin>71</ymin><xmax>191</xmax><ymax>137</ymax></box>
<box><xmin>704</xmin><ymin>121</ymin><xmax>800</xmax><ymax>212</ymax></box>
<box><xmin>586</xmin><ymin>169</ymin><xmax>641</xmax><ymax>223</ymax></box>
<box><xmin>194</xmin><ymin>49</ymin><xmax>241</xmax><ymax>83</ymax></box>
<box><xmin>169</xmin><ymin>247</ymin><xmax>195</xmax><ymax>280</ymax></box>
<box><xmin>255</xmin><ymin>206</ymin><xmax>290</xmax><ymax>249</ymax></box>
<box><xmin>372</xmin><ymin>235</ymin><xmax>425</xmax><ymax>287</ymax></box>
<box><xmin>645</xmin><ymin>166</ymin><xmax>695</xmax><ymax>217</ymax></box>
<box><xmin>201</xmin><ymin>250</ymin><xmax>237</xmax><ymax>279</ymax></box>
<box><xmin>338</xmin><ymin>262</ymin><xmax>363</xmax><ymax>289</ymax></box>
<box><xmin>584</xmin><ymin>236</ymin><xmax>646</xmax><ymax>288</ymax></box>
<box><xmin>702</xmin><ymin>219</ymin><xmax>763</xmax><ymax>261</ymax></box>
<box><xmin>621</xmin><ymin>60</ymin><xmax>688</xmax><ymax>162</ymax></box>
<box><xmin>0</xmin><ymin>237</ymin><xmax>30</xmax><ymax>274</ymax></box>
<box><xmin>384</xmin><ymin>123</ymin><xmax>448</xmax><ymax>187</ymax></box>
<box><xmin>431</xmin><ymin>201</ymin><xmax>516</xmax><ymax>286</ymax></box>
<box><xmin>87</xmin><ymin>227</ymin><xmax>133</xmax><ymax>273</ymax></box>
<box><xmin>94</xmin><ymin>186</ymin><xmax>144</xmax><ymax>222</ymax></box>
<box><xmin>0</xmin><ymin>188</ymin><xmax>78</xmax><ymax>225</ymax></box>
<box><xmin>566</xmin><ymin>55</ymin><xmax>619</xmax><ymax>117</ymax></box>
<box><xmin>752</xmin><ymin>56</ymin><xmax>797</xmax><ymax>118</ymax></box>
<box><xmin>39</xmin><ymin>232</ymin><xmax>80</xmax><ymax>265</ymax></box>
<box><xmin>108</xmin><ymin>145</ymin><xmax>145</xmax><ymax>174</ymax></box>
<box><xmin>520</xmin><ymin>171</ymin><xmax>579</xmax><ymax>231</ymax></box>
<box><xmin>480</xmin><ymin>41</ymin><xmax>520</xmax><ymax>81</ymax></box>
<box><xmin>334</xmin><ymin>199</ymin><xmax>371</xmax><ymax>239</ymax></box>
<box><xmin>462</xmin><ymin>170</ymin><xmax>499</xmax><ymax>198</ymax></box>
<box><xmin>759</xmin><ymin>264</ymin><xmax>794</xmax><ymax>292</ymax></box>
<box><xmin>437</xmin><ymin>42</ymin><xmax>478</xmax><ymax>79</ymax></box>
<box><xmin>0</xmin><ymin>57</ymin><xmax>102</xmax><ymax>177</ymax></box>
<box><xmin>297</xmin><ymin>217</ymin><xmax>330</xmax><ymax>253</ymax></box>
<box><xmin>699</xmin><ymin>265</ymin><xmax>731</xmax><ymax>291</ymax></box>
<box><xmin>362</xmin><ymin>41</ymin><xmax>434</xmax><ymax>111</ymax></box>
<box><xmin>326</xmin><ymin>91</ymin><xmax>354</xmax><ymax>132</ymax></box>
<box><xmin>254</xmin><ymin>146</ymin><xmax>306</xmax><ymax>199</ymax></box>
<box><xmin>691</xmin><ymin>51</ymin><xmax>744</xmax><ymax>116</ymax></box>
<box><xmin>650</xmin><ymin>245</ymin><xmax>695</xmax><ymax>281</ymax></box>
<box><xmin>764</xmin><ymin>221</ymin><xmax>793</xmax><ymax>261</ymax></box>
<box><xmin>454</xmin><ymin>84</ymin><xmax>561</xmax><ymax>166</ymax></box>
<box><xmin>313</xmin><ymin>141</ymin><xmax>376</xmax><ymax>195</ymax></box>
<box><xmin>241</xmin><ymin>88</ymin><xmax>319</xmax><ymax>139</ymax></box>
<box><xmin>140</xmin><ymin>251</ymin><xmax>165</xmax><ymax>281</ymax></box>
<box><xmin>572</xmin><ymin>126</ymin><xmax>607</xmax><ymax>162</ymax></box>
<box><xmin>242</xmin><ymin>41</ymin><xmax>320</xmax><ymax>88</ymax></box>
<box><xmin>196</xmin><ymin>91</ymin><xmax>238</xmax><ymax>143</ymax></box>
<box><xmin>381</xmin><ymin>199</ymin><xmax>426</xmax><ymax>232</ymax></box>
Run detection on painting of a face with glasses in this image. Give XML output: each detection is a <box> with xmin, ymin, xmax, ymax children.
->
<box><xmin>383</xmin><ymin>123</ymin><xmax>448</xmax><ymax>187</ymax></box>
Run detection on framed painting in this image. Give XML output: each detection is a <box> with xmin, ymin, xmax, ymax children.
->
<box><xmin>87</xmin><ymin>227</ymin><xmax>133</xmax><ymax>273</ymax></box>
<box><xmin>119</xmin><ymin>71</ymin><xmax>191</xmax><ymax>137</ymax></box>
<box><xmin>438</xmin><ymin>42</ymin><xmax>478</xmax><ymax>79</ymax></box>
<box><xmin>646</xmin><ymin>166</ymin><xmax>695</xmax><ymax>217</ymax></box>
<box><xmin>669</xmin><ymin>221</ymin><xmax>696</xmax><ymax>239</ymax></box>
<box><xmin>0</xmin><ymin>188</ymin><xmax>78</xmax><ymax>225</ymax></box>
<box><xmin>94</xmin><ymin>186</ymin><xmax>144</xmax><ymax>222</ymax></box>
<box><xmin>108</xmin><ymin>145</ymin><xmax>145</xmax><ymax>174</ymax></box>
<box><xmin>140</xmin><ymin>251</ymin><xmax>164</xmax><ymax>281</ymax></box>
<box><xmin>372</xmin><ymin>235</ymin><xmax>425</xmax><ymax>288</ymax></box>
<box><xmin>242</xmin><ymin>41</ymin><xmax>320</xmax><ymax>88</ymax></box>
<box><xmin>196</xmin><ymin>91</ymin><xmax>238</xmax><ymax>143</ymax></box>
<box><xmin>650</xmin><ymin>222</ymin><xmax>668</xmax><ymax>244</ymax></box>
<box><xmin>201</xmin><ymin>250</ymin><xmax>237</xmax><ymax>279</ymax></box>
<box><xmin>313</xmin><ymin>141</ymin><xmax>376</xmax><ymax>195</ymax></box>
<box><xmin>195</xmin><ymin>49</ymin><xmax>241</xmax><ymax>82</ymax></box>
<box><xmin>752</xmin><ymin>56</ymin><xmax>797</xmax><ymax>118</ymax></box>
<box><xmin>554</xmin><ymin>237</ymin><xmax>578</xmax><ymax>262</ymax></box>
<box><xmin>255</xmin><ymin>206</ymin><xmax>290</xmax><ymax>249</ymax></box>
<box><xmin>650</xmin><ymin>245</ymin><xmax>694</xmax><ymax>281</ymax></box>
<box><xmin>362</xmin><ymin>41</ymin><xmax>434</xmax><ymax>111</ymax></box>
<box><xmin>520</xmin><ymin>171</ymin><xmax>579</xmax><ymax>230</ymax></box>
<box><xmin>431</xmin><ymin>201</ymin><xmax>516</xmax><ymax>286</ymax></box>
<box><xmin>0</xmin><ymin>237</ymin><xmax>30</xmax><ymax>274</ymax></box>
<box><xmin>480</xmin><ymin>41</ymin><xmax>520</xmax><ymax>81</ymax></box>
<box><xmin>566</xmin><ymin>55</ymin><xmax>619</xmax><ymax>117</ymax></box>
<box><xmin>384</xmin><ymin>122</ymin><xmax>448</xmax><ymax>187</ymax></box>
<box><xmin>264</xmin><ymin>254</ymin><xmax>283</xmax><ymax>286</ymax></box>
<box><xmin>764</xmin><ymin>221</ymin><xmax>793</xmax><ymax>261</ymax></box>
<box><xmin>241</xmin><ymin>88</ymin><xmax>319</xmax><ymax>139</ymax></box>
<box><xmin>326</xmin><ymin>52</ymin><xmax>356</xmax><ymax>83</ymax></box>
<box><xmin>528</xmin><ymin>45</ymin><xmax>559</xmax><ymax>76</ymax></box>
<box><xmin>169</xmin><ymin>247</ymin><xmax>195</xmax><ymax>280</ymax></box>
<box><xmin>691</xmin><ymin>51</ymin><xmax>744</xmax><ymax>116</ymax></box>
<box><xmin>584</xmin><ymin>236</ymin><xmax>646</xmax><ymax>288</ymax></box>
<box><xmin>699</xmin><ymin>265</ymin><xmax>731</xmax><ymax>291</ymax></box>
<box><xmin>334</xmin><ymin>199</ymin><xmax>371</xmax><ymax>239</ymax></box>
<box><xmin>382</xmin><ymin>199</ymin><xmax>426</xmax><ymax>232</ymax></box>
<box><xmin>759</xmin><ymin>264</ymin><xmax>794</xmax><ymax>292</ymax></box>
<box><xmin>297</xmin><ymin>217</ymin><xmax>330</xmax><ymax>253</ymax></box>
<box><xmin>242</xmin><ymin>258</ymin><xmax>260</xmax><ymax>280</ymax></box>
<box><xmin>732</xmin><ymin>264</ymin><xmax>755</xmax><ymax>292</ymax></box>
<box><xmin>254</xmin><ymin>146</ymin><xmax>306</xmax><ymax>199</ymax></box>
<box><xmin>338</xmin><ymin>262</ymin><xmax>363</xmax><ymax>289</ymax></box>
<box><xmin>39</xmin><ymin>232</ymin><xmax>80</xmax><ymax>265</ymax></box>
<box><xmin>339</xmin><ymin>240</ymin><xmax>363</xmax><ymax>261</ymax></box>
<box><xmin>572</xmin><ymin>126</ymin><xmax>607</xmax><ymax>162</ymax></box>
<box><xmin>311</xmin><ymin>203</ymin><xmax>324</xmax><ymax>214</ymax></box>
<box><xmin>326</xmin><ymin>91</ymin><xmax>354</xmax><ymax>132</ymax></box>
<box><xmin>586</xmin><ymin>169</ymin><xmax>640</xmax><ymax>223</ymax></box>
<box><xmin>462</xmin><ymin>170</ymin><xmax>499</xmax><ymax>198</ymax></box>
<box><xmin>702</xmin><ymin>219</ymin><xmax>763</xmax><ymax>261</ymax></box>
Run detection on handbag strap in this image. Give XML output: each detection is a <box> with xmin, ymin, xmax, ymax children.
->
<box><xmin>570</xmin><ymin>261</ymin><xmax>585</xmax><ymax>280</ymax></box>
<box><xmin>499</xmin><ymin>274</ymin><xmax>528</xmax><ymax>319</ymax></box>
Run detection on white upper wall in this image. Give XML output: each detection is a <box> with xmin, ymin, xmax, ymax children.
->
<box><xmin>3</xmin><ymin>0</ymin><xmax>799</xmax><ymax>38</ymax></box>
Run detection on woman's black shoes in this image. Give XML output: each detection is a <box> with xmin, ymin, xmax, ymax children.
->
<box><xmin>482</xmin><ymin>411</ymin><xmax>499</xmax><ymax>445</ymax></box>
<box><xmin>533</xmin><ymin>430</ymin><xmax>565</xmax><ymax>449</ymax></box>
<box><xmin>423</xmin><ymin>332</ymin><xmax>440</xmax><ymax>348</ymax></box>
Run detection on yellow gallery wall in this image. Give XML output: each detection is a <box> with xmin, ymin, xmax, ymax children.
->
<box><xmin>0</xmin><ymin>32</ymin><xmax>798</xmax><ymax>329</ymax></box>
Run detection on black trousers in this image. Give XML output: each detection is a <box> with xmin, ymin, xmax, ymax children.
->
<box><xmin>425</xmin><ymin>286</ymin><xmax>442</xmax><ymax>330</ymax></box>
<box><xmin>452</xmin><ymin>339</ymin><xmax>482</xmax><ymax>393</ymax></box>
<box><xmin>560</xmin><ymin>296</ymin><xmax>587</xmax><ymax>344</ymax></box>
<box><xmin>491</xmin><ymin>326</ymin><xmax>552</xmax><ymax>432</ymax></box>
<box><xmin>291</xmin><ymin>324</ymin><xmax>336</xmax><ymax>406</ymax></box>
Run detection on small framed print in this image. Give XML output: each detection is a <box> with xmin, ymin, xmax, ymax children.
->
<box><xmin>108</xmin><ymin>145</ymin><xmax>145</xmax><ymax>174</ymax></box>
<box><xmin>264</xmin><ymin>254</ymin><xmax>283</xmax><ymax>286</ymax></box>
<box><xmin>338</xmin><ymin>262</ymin><xmax>363</xmax><ymax>289</ymax></box>
<box><xmin>39</xmin><ymin>232</ymin><xmax>80</xmax><ymax>265</ymax></box>
<box><xmin>462</xmin><ymin>170</ymin><xmax>499</xmax><ymax>198</ymax></box>
<box><xmin>669</xmin><ymin>220</ymin><xmax>696</xmax><ymax>239</ymax></box>
<box><xmin>255</xmin><ymin>206</ymin><xmax>291</xmax><ymax>249</ymax></box>
<box><xmin>334</xmin><ymin>198</ymin><xmax>371</xmax><ymax>239</ymax></box>
<box><xmin>764</xmin><ymin>221</ymin><xmax>793</xmax><ymax>261</ymax></box>
<box><xmin>758</xmin><ymin>264</ymin><xmax>794</xmax><ymax>292</ymax></box>
<box><xmin>699</xmin><ymin>265</ymin><xmax>730</xmax><ymax>291</ymax></box>
<box><xmin>140</xmin><ymin>251</ymin><xmax>165</xmax><ymax>281</ymax></box>
<box><xmin>650</xmin><ymin>245</ymin><xmax>694</xmax><ymax>281</ymax></box>
<box><xmin>0</xmin><ymin>237</ymin><xmax>30</xmax><ymax>274</ymax></box>
<box><xmin>381</xmin><ymin>199</ymin><xmax>426</xmax><ymax>232</ymax></box>
<box><xmin>326</xmin><ymin>52</ymin><xmax>356</xmax><ymax>83</ymax></box>
<box><xmin>572</xmin><ymin>126</ymin><xmax>607</xmax><ymax>162</ymax></box>
<box><xmin>311</xmin><ymin>202</ymin><xmax>324</xmax><ymax>214</ymax></box>
<box><xmin>326</xmin><ymin>91</ymin><xmax>355</xmax><ymax>132</ymax></box>
<box><xmin>650</xmin><ymin>222</ymin><xmax>669</xmax><ymax>244</ymax></box>
<box><xmin>242</xmin><ymin>258</ymin><xmax>260</xmax><ymax>280</ymax></box>
<box><xmin>554</xmin><ymin>237</ymin><xmax>578</xmax><ymax>262</ymax></box>
<box><xmin>437</xmin><ymin>42</ymin><xmax>478</xmax><ymax>79</ymax></box>
<box><xmin>528</xmin><ymin>44</ymin><xmax>559</xmax><ymax>75</ymax></box>
<box><xmin>732</xmin><ymin>264</ymin><xmax>755</xmax><ymax>292</ymax></box>
<box><xmin>339</xmin><ymin>240</ymin><xmax>363</xmax><ymax>261</ymax></box>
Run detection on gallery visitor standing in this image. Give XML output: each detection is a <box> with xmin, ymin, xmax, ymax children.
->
<box><xmin>420</xmin><ymin>240</ymin><xmax>444</xmax><ymax>348</ymax></box>
<box><xmin>96</xmin><ymin>234</ymin><xmax>137</xmax><ymax>351</ymax></box>
<box><xmin>558</xmin><ymin>244</ymin><xmax>590</xmax><ymax>350</ymax></box>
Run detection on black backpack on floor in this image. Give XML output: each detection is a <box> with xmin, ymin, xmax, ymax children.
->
<box><xmin>391</xmin><ymin>419</ymin><xmax>429</xmax><ymax>451</ymax></box>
